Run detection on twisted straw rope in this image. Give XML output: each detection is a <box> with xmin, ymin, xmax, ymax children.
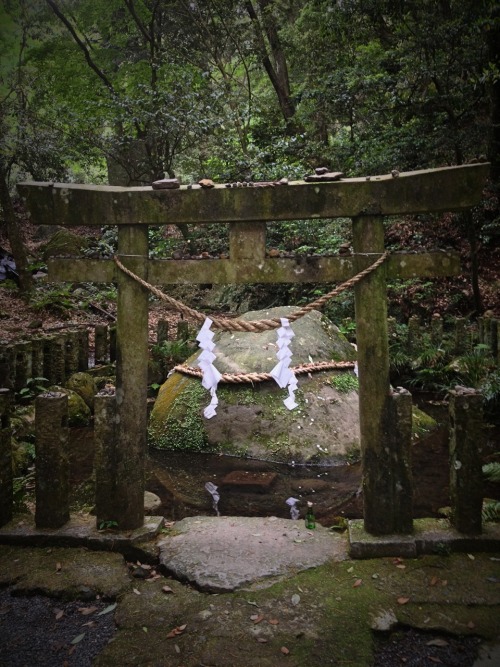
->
<box><xmin>173</xmin><ymin>359</ymin><xmax>355</xmax><ymax>383</ymax></box>
<box><xmin>114</xmin><ymin>251</ymin><xmax>389</xmax><ymax>333</ymax></box>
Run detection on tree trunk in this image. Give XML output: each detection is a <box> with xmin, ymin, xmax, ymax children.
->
<box><xmin>486</xmin><ymin>5</ymin><xmax>500</xmax><ymax>182</ymax></box>
<box><xmin>0</xmin><ymin>166</ymin><xmax>33</xmax><ymax>294</ymax></box>
<box><xmin>245</xmin><ymin>0</ymin><xmax>298</xmax><ymax>132</ymax></box>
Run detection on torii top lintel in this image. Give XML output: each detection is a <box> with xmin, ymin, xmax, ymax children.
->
<box><xmin>18</xmin><ymin>164</ymin><xmax>489</xmax><ymax>227</ymax></box>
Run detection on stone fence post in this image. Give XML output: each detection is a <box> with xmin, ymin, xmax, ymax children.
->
<box><xmin>381</xmin><ymin>386</ymin><xmax>414</xmax><ymax>534</ymax></box>
<box><xmin>449</xmin><ymin>387</ymin><xmax>483</xmax><ymax>535</ymax></box>
<box><xmin>94</xmin><ymin>391</ymin><xmax>119</xmax><ymax>528</ymax></box>
<box><xmin>0</xmin><ymin>389</ymin><xmax>12</xmax><ymax>527</ymax></box>
<box><xmin>35</xmin><ymin>392</ymin><xmax>69</xmax><ymax>528</ymax></box>
<box><xmin>94</xmin><ymin>324</ymin><xmax>109</xmax><ymax>365</ymax></box>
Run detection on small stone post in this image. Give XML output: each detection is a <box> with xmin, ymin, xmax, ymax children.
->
<box><xmin>77</xmin><ymin>329</ymin><xmax>89</xmax><ymax>371</ymax></box>
<box><xmin>35</xmin><ymin>392</ymin><xmax>70</xmax><ymax>528</ymax></box>
<box><xmin>0</xmin><ymin>389</ymin><xmax>13</xmax><ymax>527</ymax></box>
<box><xmin>31</xmin><ymin>337</ymin><xmax>45</xmax><ymax>380</ymax></box>
<box><xmin>449</xmin><ymin>388</ymin><xmax>483</xmax><ymax>535</ymax></box>
<box><xmin>109</xmin><ymin>326</ymin><xmax>117</xmax><ymax>363</ymax></box>
<box><xmin>65</xmin><ymin>331</ymin><xmax>80</xmax><ymax>377</ymax></box>
<box><xmin>490</xmin><ymin>319</ymin><xmax>498</xmax><ymax>363</ymax></box>
<box><xmin>430</xmin><ymin>313</ymin><xmax>443</xmax><ymax>345</ymax></box>
<box><xmin>157</xmin><ymin>320</ymin><xmax>169</xmax><ymax>346</ymax></box>
<box><xmin>94</xmin><ymin>391</ymin><xmax>119</xmax><ymax>528</ymax></box>
<box><xmin>0</xmin><ymin>344</ymin><xmax>14</xmax><ymax>389</ymax></box>
<box><xmin>94</xmin><ymin>325</ymin><xmax>109</xmax><ymax>365</ymax></box>
<box><xmin>177</xmin><ymin>320</ymin><xmax>189</xmax><ymax>341</ymax></box>
<box><xmin>383</xmin><ymin>387</ymin><xmax>414</xmax><ymax>533</ymax></box>
<box><xmin>452</xmin><ymin>317</ymin><xmax>467</xmax><ymax>355</ymax></box>
<box><xmin>14</xmin><ymin>341</ymin><xmax>32</xmax><ymax>392</ymax></box>
<box><xmin>43</xmin><ymin>335</ymin><xmax>66</xmax><ymax>385</ymax></box>
<box><xmin>407</xmin><ymin>315</ymin><xmax>420</xmax><ymax>354</ymax></box>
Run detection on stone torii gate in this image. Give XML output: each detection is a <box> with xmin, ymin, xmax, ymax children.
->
<box><xmin>18</xmin><ymin>164</ymin><xmax>488</xmax><ymax>534</ymax></box>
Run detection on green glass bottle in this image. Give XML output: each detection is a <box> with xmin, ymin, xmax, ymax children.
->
<box><xmin>305</xmin><ymin>501</ymin><xmax>316</xmax><ymax>529</ymax></box>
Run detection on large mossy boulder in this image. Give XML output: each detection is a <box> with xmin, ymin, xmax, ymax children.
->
<box><xmin>42</xmin><ymin>228</ymin><xmax>87</xmax><ymax>260</ymax></box>
<box><xmin>149</xmin><ymin>307</ymin><xmax>361</xmax><ymax>464</ymax></box>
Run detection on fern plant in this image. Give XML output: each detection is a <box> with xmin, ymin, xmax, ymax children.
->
<box><xmin>482</xmin><ymin>462</ymin><xmax>500</xmax><ymax>523</ymax></box>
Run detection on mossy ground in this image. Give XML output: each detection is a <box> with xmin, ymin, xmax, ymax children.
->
<box><xmin>1</xmin><ymin>544</ymin><xmax>498</xmax><ymax>667</ymax></box>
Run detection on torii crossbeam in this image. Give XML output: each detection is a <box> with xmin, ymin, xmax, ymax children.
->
<box><xmin>18</xmin><ymin>164</ymin><xmax>489</xmax><ymax>533</ymax></box>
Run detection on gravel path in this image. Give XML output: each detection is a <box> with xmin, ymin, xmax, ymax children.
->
<box><xmin>0</xmin><ymin>588</ymin><xmax>116</xmax><ymax>667</ymax></box>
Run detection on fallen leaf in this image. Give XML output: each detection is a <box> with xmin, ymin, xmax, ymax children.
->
<box><xmin>82</xmin><ymin>621</ymin><xmax>95</xmax><ymax>628</ymax></box>
<box><xmin>252</xmin><ymin>614</ymin><xmax>265</xmax><ymax>624</ymax></box>
<box><xmin>55</xmin><ymin>609</ymin><xmax>64</xmax><ymax>620</ymax></box>
<box><xmin>268</xmin><ymin>619</ymin><xmax>279</xmax><ymax>625</ymax></box>
<box><xmin>392</xmin><ymin>557</ymin><xmax>404</xmax><ymax>565</ymax></box>
<box><xmin>430</xmin><ymin>576</ymin><xmax>439</xmax><ymax>586</ymax></box>
<box><xmin>426</xmin><ymin>638</ymin><xmax>448</xmax><ymax>647</ymax></box>
<box><xmin>56</xmin><ymin>562</ymin><xmax>62</xmax><ymax>572</ymax></box>
<box><xmin>467</xmin><ymin>553</ymin><xmax>475</xmax><ymax>560</ymax></box>
<box><xmin>162</xmin><ymin>586</ymin><xmax>174</xmax><ymax>594</ymax></box>
<box><xmin>467</xmin><ymin>621</ymin><xmax>475</xmax><ymax>629</ymax></box>
<box><xmin>174</xmin><ymin>644</ymin><xmax>181</xmax><ymax>654</ymax></box>
<box><xmin>441</xmin><ymin>580</ymin><xmax>448</xmax><ymax>586</ymax></box>
<box><xmin>428</xmin><ymin>657</ymin><xmax>442</xmax><ymax>664</ymax></box>
<box><xmin>133</xmin><ymin>588</ymin><xmax>141</xmax><ymax>595</ymax></box>
<box><xmin>78</xmin><ymin>606</ymin><xmax>98</xmax><ymax>616</ymax></box>
<box><xmin>347</xmin><ymin>566</ymin><xmax>354</xmax><ymax>573</ymax></box>
<box><xmin>166</xmin><ymin>624</ymin><xmax>187</xmax><ymax>639</ymax></box>
<box><xmin>291</xmin><ymin>594</ymin><xmax>300</xmax><ymax>605</ymax></box>
<box><xmin>281</xmin><ymin>646</ymin><xmax>290</xmax><ymax>655</ymax></box>
<box><xmin>246</xmin><ymin>600</ymin><xmax>259</xmax><ymax>607</ymax></box>
<box><xmin>353</xmin><ymin>579</ymin><xmax>363</xmax><ymax>588</ymax></box>
<box><xmin>396</xmin><ymin>564</ymin><xmax>406</xmax><ymax>570</ymax></box>
<box><xmin>97</xmin><ymin>603</ymin><xmax>117</xmax><ymax>616</ymax></box>
<box><xmin>257</xmin><ymin>637</ymin><xmax>268</xmax><ymax>643</ymax></box>
<box><xmin>397</xmin><ymin>597</ymin><xmax>410</xmax><ymax>605</ymax></box>
<box><xmin>71</xmin><ymin>633</ymin><xmax>85</xmax><ymax>645</ymax></box>
<box><xmin>142</xmin><ymin>626</ymin><xmax>148</xmax><ymax>633</ymax></box>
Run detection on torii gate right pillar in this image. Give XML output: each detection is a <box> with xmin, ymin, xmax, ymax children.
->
<box><xmin>353</xmin><ymin>216</ymin><xmax>413</xmax><ymax>535</ymax></box>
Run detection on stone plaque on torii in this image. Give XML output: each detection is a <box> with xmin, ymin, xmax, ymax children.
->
<box><xmin>18</xmin><ymin>164</ymin><xmax>489</xmax><ymax>534</ymax></box>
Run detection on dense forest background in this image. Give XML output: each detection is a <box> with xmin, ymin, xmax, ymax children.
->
<box><xmin>0</xmin><ymin>0</ymin><xmax>499</xmax><ymax>317</ymax></box>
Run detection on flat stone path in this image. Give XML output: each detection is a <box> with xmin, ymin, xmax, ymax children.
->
<box><xmin>158</xmin><ymin>515</ymin><xmax>348</xmax><ymax>592</ymax></box>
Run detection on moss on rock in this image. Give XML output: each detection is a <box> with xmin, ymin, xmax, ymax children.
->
<box><xmin>65</xmin><ymin>372</ymin><xmax>97</xmax><ymax>412</ymax></box>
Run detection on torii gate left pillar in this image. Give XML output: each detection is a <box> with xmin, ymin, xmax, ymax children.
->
<box><xmin>19</xmin><ymin>164</ymin><xmax>488</xmax><ymax>532</ymax></box>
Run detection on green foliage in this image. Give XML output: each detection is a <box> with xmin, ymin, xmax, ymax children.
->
<box><xmin>151</xmin><ymin>338</ymin><xmax>197</xmax><ymax>367</ymax></box>
<box><xmin>29</xmin><ymin>285</ymin><xmax>75</xmax><ymax>314</ymax></box>
<box><xmin>389</xmin><ymin>322</ymin><xmax>499</xmax><ymax>407</ymax></box>
<box><xmin>482</xmin><ymin>463</ymin><xmax>500</xmax><ymax>522</ymax></box>
<box><xmin>98</xmin><ymin>520</ymin><xmax>119</xmax><ymax>531</ymax></box>
<box><xmin>482</xmin><ymin>501</ymin><xmax>500</xmax><ymax>523</ymax></box>
<box><xmin>17</xmin><ymin>377</ymin><xmax>49</xmax><ymax>402</ymax></box>
<box><xmin>483</xmin><ymin>462</ymin><xmax>500</xmax><ymax>484</ymax></box>
<box><xmin>328</xmin><ymin>373</ymin><xmax>359</xmax><ymax>394</ymax></box>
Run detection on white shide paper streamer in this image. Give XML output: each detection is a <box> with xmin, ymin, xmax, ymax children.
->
<box><xmin>270</xmin><ymin>317</ymin><xmax>298</xmax><ymax>410</ymax></box>
<box><xmin>196</xmin><ymin>318</ymin><xmax>222</xmax><ymax>419</ymax></box>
